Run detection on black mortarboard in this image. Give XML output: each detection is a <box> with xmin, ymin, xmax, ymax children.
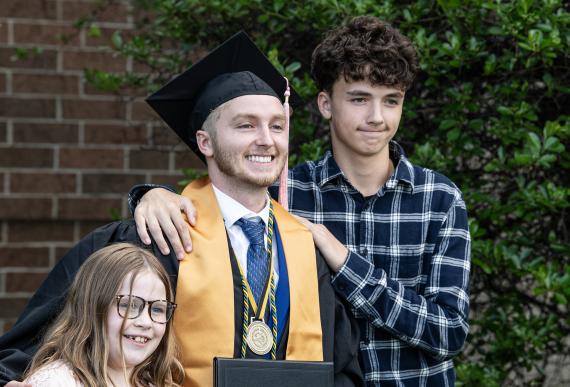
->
<box><xmin>146</xmin><ymin>31</ymin><xmax>302</xmax><ymax>160</ymax></box>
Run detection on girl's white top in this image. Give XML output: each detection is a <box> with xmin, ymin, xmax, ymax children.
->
<box><xmin>24</xmin><ymin>360</ymin><xmax>83</xmax><ymax>386</ymax></box>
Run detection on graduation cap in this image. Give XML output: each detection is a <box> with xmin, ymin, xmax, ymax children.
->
<box><xmin>146</xmin><ymin>31</ymin><xmax>300</xmax><ymax>209</ymax></box>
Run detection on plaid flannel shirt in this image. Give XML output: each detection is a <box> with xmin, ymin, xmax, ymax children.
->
<box><xmin>128</xmin><ymin>142</ymin><xmax>471</xmax><ymax>386</ymax></box>
<box><xmin>276</xmin><ymin>142</ymin><xmax>470</xmax><ymax>386</ymax></box>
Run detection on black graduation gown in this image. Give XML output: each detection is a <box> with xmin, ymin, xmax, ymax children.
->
<box><xmin>0</xmin><ymin>220</ymin><xmax>362</xmax><ymax>386</ymax></box>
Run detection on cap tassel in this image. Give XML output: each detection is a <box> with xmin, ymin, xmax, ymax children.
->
<box><xmin>278</xmin><ymin>77</ymin><xmax>290</xmax><ymax>210</ymax></box>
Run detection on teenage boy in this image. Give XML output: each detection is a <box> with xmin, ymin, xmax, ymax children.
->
<box><xmin>130</xmin><ymin>17</ymin><xmax>470</xmax><ymax>386</ymax></box>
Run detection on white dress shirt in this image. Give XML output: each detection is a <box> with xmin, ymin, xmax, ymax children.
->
<box><xmin>212</xmin><ymin>185</ymin><xmax>279</xmax><ymax>285</ymax></box>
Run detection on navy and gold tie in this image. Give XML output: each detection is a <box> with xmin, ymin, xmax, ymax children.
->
<box><xmin>235</xmin><ymin>217</ymin><xmax>268</xmax><ymax>306</ymax></box>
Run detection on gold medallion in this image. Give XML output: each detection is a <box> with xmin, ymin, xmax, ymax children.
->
<box><xmin>246</xmin><ymin>320</ymin><xmax>273</xmax><ymax>355</ymax></box>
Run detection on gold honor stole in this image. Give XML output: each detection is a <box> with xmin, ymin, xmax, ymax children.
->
<box><xmin>173</xmin><ymin>177</ymin><xmax>323</xmax><ymax>387</ymax></box>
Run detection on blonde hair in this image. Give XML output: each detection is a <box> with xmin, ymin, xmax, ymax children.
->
<box><xmin>201</xmin><ymin>102</ymin><xmax>226</xmax><ymax>136</ymax></box>
<box><xmin>24</xmin><ymin>243</ymin><xmax>184</xmax><ymax>386</ymax></box>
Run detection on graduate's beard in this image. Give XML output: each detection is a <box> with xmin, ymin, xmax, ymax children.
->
<box><xmin>210</xmin><ymin>138</ymin><xmax>285</xmax><ymax>188</ymax></box>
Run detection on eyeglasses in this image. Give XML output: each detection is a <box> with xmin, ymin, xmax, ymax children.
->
<box><xmin>115</xmin><ymin>295</ymin><xmax>177</xmax><ymax>324</ymax></box>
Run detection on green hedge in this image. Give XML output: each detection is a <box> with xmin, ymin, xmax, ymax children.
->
<box><xmin>84</xmin><ymin>0</ymin><xmax>570</xmax><ymax>384</ymax></box>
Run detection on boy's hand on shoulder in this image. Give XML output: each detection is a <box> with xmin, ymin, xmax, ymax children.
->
<box><xmin>293</xmin><ymin>215</ymin><xmax>348</xmax><ymax>272</ymax></box>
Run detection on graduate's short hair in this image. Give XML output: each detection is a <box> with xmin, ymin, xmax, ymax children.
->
<box><xmin>311</xmin><ymin>16</ymin><xmax>418</xmax><ymax>93</ymax></box>
<box><xmin>201</xmin><ymin>103</ymin><xmax>225</xmax><ymax>137</ymax></box>
<box><xmin>25</xmin><ymin>243</ymin><xmax>184</xmax><ymax>386</ymax></box>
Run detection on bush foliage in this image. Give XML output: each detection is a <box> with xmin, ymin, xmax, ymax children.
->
<box><xmin>84</xmin><ymin>0</ymin><xmax>569</xmax><ymax>384</ymax></box>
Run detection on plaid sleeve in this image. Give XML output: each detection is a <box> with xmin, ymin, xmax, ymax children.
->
<box><xmin>332</xmin><ymin>193</ymin><xmax>471</xmax><ymax>360</ymax></box>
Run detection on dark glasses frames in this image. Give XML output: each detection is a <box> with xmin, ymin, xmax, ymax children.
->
<box><xmin>115</xmin><ymin>295</ymin><xmax>177</xmax><ymax>324</ymax></box>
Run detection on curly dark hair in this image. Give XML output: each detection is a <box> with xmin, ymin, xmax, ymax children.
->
<box><xmin>311</xmin><ymin>16</ymin><xmax>418</xmax><ymax>93</ymax></box>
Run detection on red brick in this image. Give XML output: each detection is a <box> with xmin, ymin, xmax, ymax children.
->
<box><xmin>175</xmin><ymin>150</ymin><xmax>203</xmax><ymax>169</ymax></box>
<box><xmin>0</xmin><ymin>122</ymin><xmax>6</xmax><ymax>143</ymax></box>
<box><xmin>0</xmin><ymin>147</ymin><xmax>53</xmax><ymax>168</ymax></box>
<box><xmin>132</xmin><ymin>60</ymin><xmax>154</xmax><ymax>73</ymax></box>
<box><xmin>0</xmin><ymin>298</ymin><xmax>29</xmax><ymax>318</ymax></box>
<box><xmin>151</xmin><ymin>124</ymin><xmax>184</xmax><ymax>146</ymax></box>
<box><xmin>13</xmin><ymin>122</ymin><xmax>78</xmax><ymax>144</ymax></box>
<box><xmin>150</xmin><ymin>174</ymin><xmax>186</xmax><ymax>191</ymax></box>
<box><xmin>83</xmin><ymin>81</ymin><xmax>141</xmax><ymax>97</ymax></box>
<box><xmin>55</xmin><ymin>246</ymin><xmax>73</xmax><ymax>261</ymax></box>
<box><xmin>0</xmin><ymin>47</ymin><xmax>57</xmax><ymax>70</ymax></box>
<box><xmin>132</xmin><ymin>5</ymin><xmax>156</xmax><ymax>24</ymax></box>
<box><xmin>13</xmin><ymin>73</ymin><xmax>79</xmax><ymax>94</ymax></box>
<box><xmin>129</xmin><ymin>149</ymin><xmax>169</xmax><ymax>170</ymax></box>
<box><xmin>0</xmin><ymin>73</ymin><xmax>5</xmax><ymax>94</ymax></box>
<box><xmin>13</xmin><ymin>22</ymin><xmax>78</xmax><ymax>45</ymax></box>
<box><xmin>0</xmin><ymin>97</ymin><xmax>56</xmax><ymax>118</ymax></box>
<box><xmin>62</xmin><ymin>99</ymin><xmax>126</xmax><ymax>120</ymax></box>
<box><xmin>0</xmin><ymin>22</ymin><xmax>7</xmax><ymax>44</ymax></box>
<box><xmin>59</xmin><ymin>148</ymin><xmax>123</xmax><ymax>169</ymax></box>
<box><xmin>0</xmin><ymin>173</ymin><xmax>4</xmax><ymax>192</ymax></box>
<box><xmin>84</xmin><ymin>123</ymin><xmax>147</xmax><ymax>145</ymax></box>
<box><xmin>62</xmin><ymin>0</ymin><xmax>129</xmax><ymax>23</ymax></box>
<box><xmin>10</xmin><ymin>173</ymin><xmax>76</xmax><ymax>193</ymax></box>
<box><xmin>63</xmin><ymin>50</ymin><xmax>127</xmax><ymax>72</ymax></box>
<box><xmin>6</xmin><ymin>272</ymin><xmax>48</xmax><ymax>293</ymax></box>
<box><xmin>0</xmin><ymin>197</ymin><xmax>52</xmax><ymax>219</ymax></box>
<box><xmin>58</xmin><ymin>197</ymin><xmax>122</xmax><ymax>220</ymax></box>
<box><xmin>78</xmin><ymin>220</ymin><xmax>112</xmax><ymax>238</ymax></box>
<box><xmin>83</xmin><ymin>173</ymin><xmax>144</xmax><ymax>194</ymax></box>
<box><xmin>8</xmin><ymin>220</ymin><xmax>75</xmax><ymax>242</ymax></box>
<box><xmin>132</xmin><ymin>100</ymin><xmax>159</xmax><ymax>121</ymax></box>
<box><xmin>0</xmin><ymin>247</ymin><xmax>50</xmax><ymax>267</ymax></box>
<box><xmin>0</xmin><ymin>0</ymin><xmax>57</xmax><ymax>19</ymax></box>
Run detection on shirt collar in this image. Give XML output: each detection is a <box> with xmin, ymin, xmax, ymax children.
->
<box><xmin>315</xmin><ymin>150</ymin><xmax>344</xmax><ymax>187</ymax></box>
<box><xmin>385</xmin><ymin>141</ymin><xmax>415</xmax><ymax>191</ymax></box>
<box><xmin>212</xmin><ymin>184</ymin><xmax>270</xmax><ymax>228</ymax></box>
<box><xmin>315</xmin><ymin>140</ymin><xmax>415</xmax><ymax>192</ymax></box>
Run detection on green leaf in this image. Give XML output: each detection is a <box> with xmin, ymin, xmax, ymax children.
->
<box><xmin>527</xmin><ymin>132</ymin><xmax>541</xmax><ymax>152</ymax></box>
<box><xmin>285</xmin><ymin>61</ymin><xmax>301</xmax><ymax>74</ymax></box>
<box><xmin>497</xmin><ymin>106</ymin><xmax>512</xmax><ymax>116</ymax></box>
<box><xmin>487</xmin><ymin>26</ymin><xmax>503</xmax><ymax>35</ymax></box>
<box><xmin>554</xmin><ymin>293</ymin><xmax>567</xmax><ymax>305</ymax></box>
<box><xmin>440</xmin><ymin>119</ymin><xmax>457</xmax><ymax>130</ymax></box>
<box><xmin>88</xmin><ymin>24</ymin><xmax>102</xmax><ymax>38</ymax></box>
<box><xmin>538</xmin><ymin>154</ymin><xmax>556</xmax><ymax>166</ymax></box>
<box><xmin>111</xmin><ymin>31</ymin><xmax>123</xmax><ymax>49</ymax></box>
<box><xmin>447</xmin><ymin>128</ymin><xmax>461</xmax><ymax>141</ymax></box>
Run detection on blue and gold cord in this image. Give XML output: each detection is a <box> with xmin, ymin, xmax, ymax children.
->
<box><xmin>240</xmin><ymin>201</ymin><xmax>278</xmax><ymax>359</ymax></box>
<box><xmin>267</xmin><ymin>204</ymin><xmax>277</xmax><ymax>359</ymax></box>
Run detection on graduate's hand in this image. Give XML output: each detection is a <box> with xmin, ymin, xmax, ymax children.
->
<box><xmin>135</xmin><ymin>188</ymin><xmax>196</xmax><ymax>259</ymax></box>
<box><xmin>6</xmin><ymin>381</ymin><xmax>31</xmax><ymax>387</ymax></box>
<box><xmin>293</xmin><ymin>215</ymin><xmax>348</xmax><ymax>272</ymax></box>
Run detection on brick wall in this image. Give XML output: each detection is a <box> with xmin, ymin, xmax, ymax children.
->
<box><xmin>0</xmin><ymin>0</ymin><xmax>201</xmax><ymax>333</ymax></box>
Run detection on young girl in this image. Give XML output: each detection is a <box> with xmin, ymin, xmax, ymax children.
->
<box><xmin>22</xmin><ymin>243</ymin><xmax>184</xmax><ymax>386</ymax></box>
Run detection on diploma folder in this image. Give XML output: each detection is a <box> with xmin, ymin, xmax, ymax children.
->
<box><xmin>214</xmin><ymin>357</ymin><xmax>334</xmax><ymax>387</ymax></box>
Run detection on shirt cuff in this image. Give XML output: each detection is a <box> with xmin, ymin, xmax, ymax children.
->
<box><xmin>332</xmin><ymin>250</ymin><xmax>378</xmax><ymax>299</ymax></box>
<box><xmin>127</xmin><ymin>183</ymin><xmax>176</xmax><ymax>215</ymax></box>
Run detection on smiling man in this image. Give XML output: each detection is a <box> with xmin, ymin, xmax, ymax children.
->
<box><xmin>130</xmin><ymin>17</ymin><xmax>471</xmax><ymax>386</ymax></box>
<box><xmin>0</xmin><ymin>32</ymin><xmax>362</xmax><ymax>387</ymax></box>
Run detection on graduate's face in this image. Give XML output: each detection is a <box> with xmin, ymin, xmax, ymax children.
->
<box><xmin>106</xmin><ymin>270</ymin><xmax>167</xmax><ymax>374</ymax></box>
<box><xmin>200</xmin><ymin>94</ymin><xmax>288</xmax><ymax>189</ymax></box>
<box><xmin>318</xmin><ymin>78</ymin><xmax>405</xmax><ymax>160</ymax></box>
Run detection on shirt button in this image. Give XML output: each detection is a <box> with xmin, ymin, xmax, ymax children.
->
<box><xmin>338</xmin><ymin>284</ymin><xmax>346</xmax><ymax>291</ymax></box>
<box><xmin>362</xmin><ymin>338</ymin><xmax>370</xmax><ymax>345</ymax></box>
<box><xmin>361</xmin><ymin>249</ymin><xmax>368</xmax><ymax>256</ymax></box>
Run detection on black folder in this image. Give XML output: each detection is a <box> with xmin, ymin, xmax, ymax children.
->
<box><xmin>214</xmin><ymin>357</ymin><xmax>334</xmax><ymax>387</ymax></box>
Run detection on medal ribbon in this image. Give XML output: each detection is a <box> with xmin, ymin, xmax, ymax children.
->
<box><xmin>236</xmin><ymin>201</ymin><xmax>278</xmax><ymax>359</ymax></box>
